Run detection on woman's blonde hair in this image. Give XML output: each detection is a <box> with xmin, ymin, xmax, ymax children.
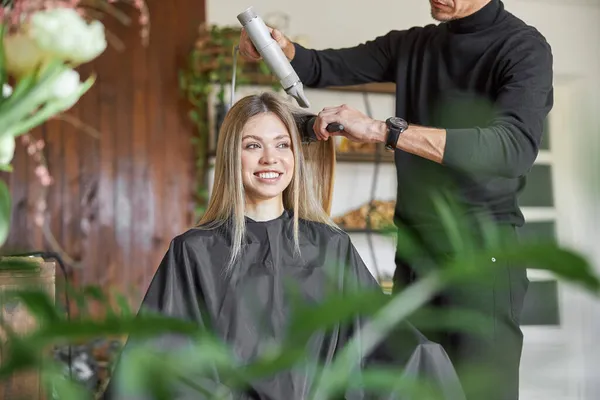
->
<box><xmin>197</xmin><ymin>92</ymin><xmax>339</xmax><ymax>270</ymax></box>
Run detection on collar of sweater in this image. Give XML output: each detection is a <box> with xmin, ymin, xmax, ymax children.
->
<box><xmin>445</xmin><ymin>0</ymin><xmax>505</xmax><ymax>34</ymax></box>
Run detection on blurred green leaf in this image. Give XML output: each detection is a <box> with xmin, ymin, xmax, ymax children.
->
<box><xmin>0</xmin><ymin>179</ymin><xmax>11</xmax><ymax>247</ymax></box>
<box><xmin>286</xmin><ymin>287</ymin><xmax>388</xmax><ymax>345</ymax></box>
<box><xmin>323</xmin><ymin>366</ymin><xmax>449</xmax><ymax>400</ymax></box>
<box><xmin>239</xmin><ymin>345</ymin><xmax>306</xmax><ymax>382</ymax></box>
<box><xmin>118</xmin><ymin>337</ymin><xmax>236</xmax><ymax>399</ymax></box>
<box><xmin>0</xmin><ymin>313</ymin><xmax>207</xmax><ymax>382</ymax></box>
<box><xmin>189</xmin><ymin>109</ymin><xmax>200</xmax><ymax>123</ymax></box>
<box><xmin>431</xmin><ymin>194</ymin><xmax>473</xmax><ymax>255</ymax></box>
<box><xmin>408</xmin><ymin>306</ymin><xmax>493</xmax><ymax>338</ymax></box>
<box><xmin>0</xmin><ymin>59</ymin><xmax>64</xmax><ymax>127</ymax></box>
<box><xmin>31</xmin><ymin>313</ymin><xmax>202</xmax><ymax>342</ymax></box>
<box><xmin>443</xmin><ymin>240</ymin><xmax>599</xmax><ymax>294</ymax></box>
<box><xmin>0</xmin><ymin>257</ymin><xmax>39</xmax><ymax>271</ymax></box>
<box><xmin>0</xmin><ymin>23</ymin><xmax>6</xmax><ymax>89</ymax></box>
<box><xmin>312</xmin><ymin>273</ymin><xmax>443</xmax><ymax>398</ymax></box>
<box><xmin>43</xmin><ymin>365</ymin><xmax>92</xmax><ymax>400</ymax></box>
<box><xmin>497</xmin><ymin>244</ymin><xmax>599</xmax><ymax>292</ymax></box>
<box><xmin>0</xmin><ymin>335</ymin><xmax>43</xmax><ymax>380</ymax></box>
<box><xmin>113</xmin><ymin>290</ymin><xmax>133</xmax><ymax>316</ymax></box>
<box><xmin>8</xmin><ymin>74</ymin><xmax>95</xmax><ymax>138</ymax></box>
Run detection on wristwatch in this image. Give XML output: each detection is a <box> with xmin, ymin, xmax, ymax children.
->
<box><xmin>385</xmin><ymin>117</ymin><xmax>408</xmax><ymax>151</ymax></box>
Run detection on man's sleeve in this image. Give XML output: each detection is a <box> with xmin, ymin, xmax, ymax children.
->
<box><xmin>442</xmin><ymin>34</ymin><xmax>554</xmax><ymax>178</ymax></box>
<box><xmin>290</xmin><ymin>29</ymin><xmax>407</xmax><ymax>88</ymax></box>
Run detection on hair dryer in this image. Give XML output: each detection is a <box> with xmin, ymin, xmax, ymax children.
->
<box><xmin>237</xmin><ymin>6</ymin><xmax>344</xmax><ymax>143</ymax></box>
<box><xmin>237</xmin><ymin>6</ymin><xmax>311</xmax><ymax>108</ymax></box>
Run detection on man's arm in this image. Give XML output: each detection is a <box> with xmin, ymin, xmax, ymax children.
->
<box><xmin>323</xmin><ymin>35</ymin><xmax>553</xmax><ymax>178</ymax></box>
<box><xmin>400</xmin><ymin>36</ymin><xmax>552</xmax><ymax>178</ymax></box>
<box><xmin>290</xmin><ymin>30</ymin><xmax>405</xmax><ymax>88</ymax></box>
<box><xmin>239</xmin><ymin>26</ymin><xmax>406</xmax><ymax>88</ymax></box>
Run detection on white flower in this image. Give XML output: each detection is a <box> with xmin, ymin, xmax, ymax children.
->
<box><xmin>2</xmin><ymin>84</ymin><xmax>12</xmax><ymax>98</ymax></box>
<box><xmin>0</xmin><ymin>135</ymin><xmax>16</xmax><ymax>166</ymax></box>
<box><xmin>51</xmin><ymin>69</ymin><xmax>81</xmax><ymax>99</ymax></box>
<box><xmin>2</xmin><ymin>31</ymin><xmax>49</xmax><ymax>78</ymax></box>
<box><xmin>2</xmin><ymin>7</ymin><xmax>107</xmax><ymax>77</ymax></box>
<box><xmin>28</xmin><ymin>8</ymin><xmax>107</xmax><ymax>65</ymax></box>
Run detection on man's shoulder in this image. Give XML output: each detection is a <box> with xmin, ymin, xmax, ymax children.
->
<box><xmin>502</xmin><ymin>10</ymin><xmax>551</xmax><ymax>50</ymax></box>
<box><xmin>387</xmin><ymin>23</ymin><xmax>439</xmax><ymax>39</ymax></box>
<box><xmin>371</xmin><ymin>23</ymin><xmax>439</xmax><ymax>48</ymax></box>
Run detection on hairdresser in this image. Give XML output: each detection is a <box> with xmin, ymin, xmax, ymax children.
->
<box><xmin>239</xmin><ymin>0</ymin><xmax>553</xmax><ymax>399</ymax></box>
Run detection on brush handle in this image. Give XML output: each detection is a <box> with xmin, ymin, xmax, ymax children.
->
<box><xmin>326</xmin><ymin>123</ymin><xmax>344</xmax><ymax>133</ymax></box>
<box><xmin>302</xmin><ymin>117</ymin><xmax>344</xmax><ymax>143</ymax></box>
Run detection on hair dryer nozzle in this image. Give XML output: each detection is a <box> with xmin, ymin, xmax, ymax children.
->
<box><xmin>286</xmin><ymin>83</ymin><xmax>310</xmax><ymax>108</ymax></box>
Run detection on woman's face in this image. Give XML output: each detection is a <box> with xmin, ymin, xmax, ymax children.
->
<box><xmin>240</xmin><ymin>112</ymin><xmax>295</xmax><ymax>204</ymax></box>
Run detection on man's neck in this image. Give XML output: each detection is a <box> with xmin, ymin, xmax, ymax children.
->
<box><xmin>453</xmin><ymin>0</ymin><xmax>493</xmax><ymax>20</ymax></box>
<box><xmin>244</xmin><ymin>196</ymin><xmax>284</xmax><ymax>221</ymax></box>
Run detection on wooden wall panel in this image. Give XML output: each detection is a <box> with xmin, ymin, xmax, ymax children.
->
<box><xmin>0</xmin><ymin>0</ymin><xmax>206</xmax><ymax>310</ymax></box>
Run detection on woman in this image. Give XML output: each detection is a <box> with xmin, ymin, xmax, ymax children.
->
<box><xmin>105</xmin><ymin>92</ymin><xmax>464</xmax><ymax>400</ymax></box>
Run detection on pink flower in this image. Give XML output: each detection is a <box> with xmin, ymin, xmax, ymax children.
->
<box><xmin>34</xmin><ymin>214</ymin><xmax>44</xmax><ymax>227</ymax></box>
<box><xmin>35</xmin><ymin>164</ymin><xmax>48</xmax><ymax>178</ymax></box>
<box><xmin>40</xmin><ymin>175</ymin><xmax>53</xmax><ymax>186</ymax></box>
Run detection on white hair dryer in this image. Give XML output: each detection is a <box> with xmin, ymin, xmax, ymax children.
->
<box><xmin>237</xmin><ymin>6</ymin><xmax>311</xmax><ymax>108</ymax></box>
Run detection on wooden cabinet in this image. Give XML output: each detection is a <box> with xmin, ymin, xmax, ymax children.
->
<box><xmin>0</xmin><ymin>258</ymin><xmax>55</xmax><ymax>400</ymax></box>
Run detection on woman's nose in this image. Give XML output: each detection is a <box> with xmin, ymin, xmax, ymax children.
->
<box><xmin>259</xmin><ymin>147</ymin><xmax>278</xmax><ymax>164</ymax></box>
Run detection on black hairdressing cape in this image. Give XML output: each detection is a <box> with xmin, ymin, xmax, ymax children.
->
<box><xmin>104</xmin><ymin>210</ymin><xmax>465</xmax><ymax>399</ymax></box>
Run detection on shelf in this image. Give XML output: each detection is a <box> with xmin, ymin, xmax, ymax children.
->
<box><xmin>324</xmin><ymin>82</ymin><xmax>396</xmax><ymax>95</ymax></box>
<box><xmin>336</xmin><ymin>151</ymin><xmax>394</xmax><ymax>163</ymax></box>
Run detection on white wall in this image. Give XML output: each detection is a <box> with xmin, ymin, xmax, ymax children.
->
<box><xmin>205</xmin><ymin>1</ymin><xmax>600</xmax><ymax>398</ymax></box>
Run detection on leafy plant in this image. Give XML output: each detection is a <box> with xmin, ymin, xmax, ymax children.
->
<box><xmin>0</xmin><ymin>195</ymin><xmax>597</xmax><ymax>399</ymax></box>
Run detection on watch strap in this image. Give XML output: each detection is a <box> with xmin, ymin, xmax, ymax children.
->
<box><xmin>385</xmin><ymin>117</ymin><xmax>407</xmax><ymax>151</ymax></box>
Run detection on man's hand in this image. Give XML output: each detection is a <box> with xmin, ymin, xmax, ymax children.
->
<box><xmin>313</xmin><ymin>104</ymin><xmax>387</xmax><ymax>143</ymax></box>
<box><xmin>239</xmin><ymin>27</ymin><xmax>295</xmax><ymax>62</ymax></box>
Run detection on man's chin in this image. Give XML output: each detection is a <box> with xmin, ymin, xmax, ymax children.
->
<box><xmin>431</xmin><ymin>10</ymin><xmax>453</xmax><ymax>22</ymax></box>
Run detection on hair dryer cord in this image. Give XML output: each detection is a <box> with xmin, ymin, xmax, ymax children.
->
<box><xmin>230</xmin><ymin>45</ymin><xmax>240</xmax><ymax>109</ymax></box>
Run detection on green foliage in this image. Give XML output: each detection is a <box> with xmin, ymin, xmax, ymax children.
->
<box><xmin>0</xmin><ymin>195</ymin><xmax>597</xmax><ymax>399</ymax></box>
<box><xmin>0</xmin><ymin>180</ymin><xmax>11</xmax><ymax>246</ymax></box>
<box><xmin>0</xmin><ymin>23</ymin><xmax>6</xmax><ymax>89</ymax></box>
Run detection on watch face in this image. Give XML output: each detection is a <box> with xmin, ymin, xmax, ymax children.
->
<box><xmin>387</xmin><ymin>117</ymin><xmax>407</xmax><ymax>129</ymax></box>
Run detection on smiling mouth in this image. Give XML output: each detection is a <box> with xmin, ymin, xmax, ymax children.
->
<box><xmin>254</xmin><ymin>171</ymin><xmax>283</xmax><ymax>181</ymax></box>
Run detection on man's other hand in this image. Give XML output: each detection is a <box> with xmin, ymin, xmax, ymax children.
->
<box><xmin>313</xmin><ymin>104</ymin><xmax>387</xmax><ymax>144</ymax></box>
<box><xmin>239</xmin><ymin>27</ymin><xmax>295</xmax><ymax>61</ymax></box>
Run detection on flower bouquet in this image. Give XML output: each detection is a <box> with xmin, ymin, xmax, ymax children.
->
<box><xmin>0</xmin><ymin>0</ymin><xmax>148</xmax><ymax>247</ymax></box>
<box><xmin>0</xmin><ymin>5</ymin><xmax>109</xmax><ymax>246</ymax></box>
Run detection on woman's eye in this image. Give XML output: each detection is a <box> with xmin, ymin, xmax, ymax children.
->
<box><xmin>278</xmin><ymin>142</ymin><xmax>291</xmax><ymax>148</ymax></box>
<box><xmin>245</xmin><ymin>143</ymin><xmax>259</xmax><ymax>149</ymax></box>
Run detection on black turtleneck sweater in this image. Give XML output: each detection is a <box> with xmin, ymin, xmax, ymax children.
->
<box><xmin>291</xmin><ymin>0</ymin><xmax>553</xmax><ymax>235</ymax></box>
